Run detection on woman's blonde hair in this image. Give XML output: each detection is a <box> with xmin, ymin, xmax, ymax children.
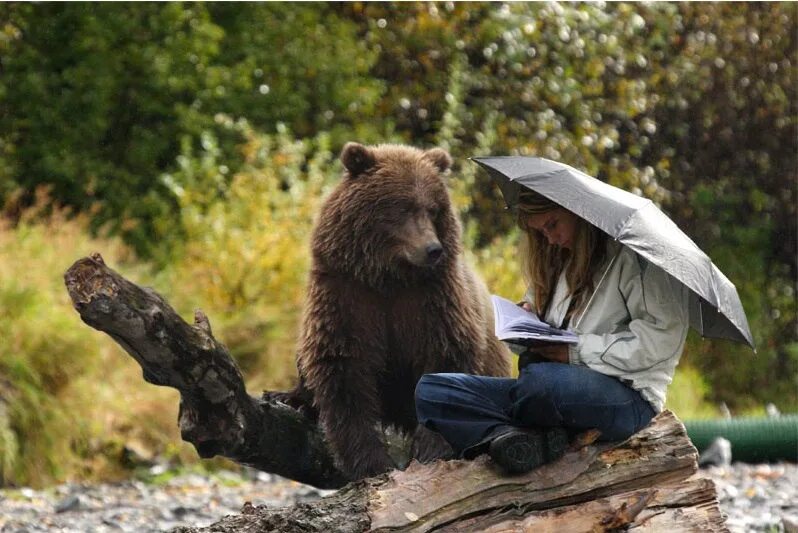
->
<box><xmin>516</xmin><ymin>189</ymin><xmax>607</xmax><ymax>322</ymax></box>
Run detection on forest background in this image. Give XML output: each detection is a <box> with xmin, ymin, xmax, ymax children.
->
<box><xmin>0</xmin><ymin>2</ymin><xmax>795</xmax><ymax>488</ymax></box>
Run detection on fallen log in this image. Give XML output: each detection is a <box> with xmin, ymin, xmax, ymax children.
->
<box><xmin>170</xmin><ymin>411</ymin><xmax>725</xmax><ymax>532</ymax></box>
<box><xmin>64</xmin><ymin>254</ymin><xmax>727</xmax><ymax>531</ymax></box>
<box><xmin>64</xmin><ymin>253</ymin><xmax>347</xmax><ymax>489</ymax></box>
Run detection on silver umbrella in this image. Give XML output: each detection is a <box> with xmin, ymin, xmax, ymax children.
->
<box><xmin>472</xmin><ymin>156</ymin><xmax>755</xmax><ymax>349</ymax></box>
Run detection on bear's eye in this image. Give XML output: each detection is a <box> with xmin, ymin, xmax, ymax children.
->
<box><xmin>427</xmin><ymin>207</ymin><xmax>440</xmax><ymax>219</ymax></box>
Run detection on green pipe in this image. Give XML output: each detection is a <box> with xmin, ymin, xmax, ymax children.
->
<box><xmin>684</xmin><ymin>415</ymin><xmax>798</xmax><ymax>463</ymax></box>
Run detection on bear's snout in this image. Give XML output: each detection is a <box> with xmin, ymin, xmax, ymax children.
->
<box><xmin>395</xmin><ymin>213</ymin><xmax>445</xmax><ymax>268</ymax></box>
<box><xmin>403</xmin><ymin>239</ymin><xmax>444</xmax><ymax>267</ymax></box>
<box><xmin>425</xmin><ymin>242</ymin><xmax>443</xmax><ymax>265</ymax></box>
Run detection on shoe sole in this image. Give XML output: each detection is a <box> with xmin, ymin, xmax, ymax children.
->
<box><xmin>489</xmin><ymin>431</ymin><xmax>545</xmax><ymax>474</ymax></box>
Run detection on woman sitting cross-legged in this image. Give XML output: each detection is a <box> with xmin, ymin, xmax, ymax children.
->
<box><xmin>415</xmin><ymin>189</ymin><xmax>690</xmax><ymax>474</ymax></box>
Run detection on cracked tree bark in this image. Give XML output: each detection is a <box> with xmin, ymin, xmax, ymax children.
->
<box><xmin>65</xmin><ymin>254</ymin><xmax>727</xmax><ymax>531</ymax></box>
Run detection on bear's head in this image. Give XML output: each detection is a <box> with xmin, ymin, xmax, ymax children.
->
<box><xmin>312</xmin><ymin>142</ymin><xmax>462</xmax><ymax>287</ymax></box>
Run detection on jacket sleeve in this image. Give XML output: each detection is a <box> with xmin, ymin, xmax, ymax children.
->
<box><xmin>568</xmin><ymin>257</ymin><xmax>689</xmax><ymax>374</ymax></box>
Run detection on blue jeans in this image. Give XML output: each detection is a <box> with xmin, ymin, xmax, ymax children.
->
<box><xmin>415</xmin><ymin>362</ymin><xmax>656</xmax><ymax>457</ymax></box>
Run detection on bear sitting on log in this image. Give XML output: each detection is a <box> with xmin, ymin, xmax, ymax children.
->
<box><xmin>293</xmin><ymin>142</ymin><xmax>511</xmax><ymax>479</ymax></box>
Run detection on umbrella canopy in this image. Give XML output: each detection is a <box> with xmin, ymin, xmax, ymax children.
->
<box><xmin>472</xmin><ymin>156</ymin><xmax>754</xmax><ymax>349</ymax></box>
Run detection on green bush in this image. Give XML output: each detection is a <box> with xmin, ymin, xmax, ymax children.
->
<box><xmin>664</xmin><ymin>359</ymin><xmax>719</xmax><ymax>420</ymax></box>
<box><xmin>157</xmin><ymin>122</ymin><xmax>339</xmax><ymax>390</ymax></box>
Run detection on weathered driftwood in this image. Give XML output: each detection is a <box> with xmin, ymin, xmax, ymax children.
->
<box><xmin>64</xmin><ymin>253</ymin><xmax>347</xmax><ymax>489</ymax></box>
<box><xmin>65</xmin><ymin>254</ymin><xmax>726</xmax><ymax>531</ymax></box>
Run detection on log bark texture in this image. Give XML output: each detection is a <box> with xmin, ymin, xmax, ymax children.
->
<box><xmin>65</xmin><ymin>254</ymin><xmax>727</xmax><ymax>531</ymax></box>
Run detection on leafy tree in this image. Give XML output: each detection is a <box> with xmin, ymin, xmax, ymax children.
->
<box><xmin>1</xmin><ymin>3</ymin><xmax>223</xmax><ymax>256</ymax></box>
<box><xmin>0</xmin><ymin>3</ymin><xmax>382</xmax><ymax>258</ymax></box>
<box><xmin>647</xmin><ymin>3</ymin><xmax>797</xmax><ymax>407</ymax></box>
<box><xmin>204</xmin><ymin>3</ymin><xmax>383</xmax><ymax>141</ymax></box>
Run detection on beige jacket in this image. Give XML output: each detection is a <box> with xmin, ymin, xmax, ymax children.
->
<box><xmin>523</xmin><ymin>241</ymin><xmax>690</xmax><ymax>412</ymax></box>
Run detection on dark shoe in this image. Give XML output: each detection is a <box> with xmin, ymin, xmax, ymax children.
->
<box><xmin>489</xmin><ymin>429</ymin><xmax>546</xmax><ymax>473</ymax></box>
<box><xmin>489</xmin><ymin>427</ymin><xmax>569</xmax><ymax>474</ymax></box>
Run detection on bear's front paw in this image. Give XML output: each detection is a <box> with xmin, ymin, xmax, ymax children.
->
<box><xmin>411</xmin><ymin>425</ymin><xmax>454</xmax><ymax>463</ymax></box>
<box><xmin>262</xmin><ymin>386</ymin><xmax>318</xmax><ymax>420</ymax></box>
<box><xmin>348</xmin><ymin>448</ymin><xmax>396</xmax><ymax>480</ymax></box>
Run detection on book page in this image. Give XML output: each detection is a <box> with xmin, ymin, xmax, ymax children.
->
<box><xmin>491</xmin><ymin>295</ymin><xmax>579</xmax><ymax>345</ymax></box>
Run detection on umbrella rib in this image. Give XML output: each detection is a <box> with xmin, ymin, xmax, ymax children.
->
<box><xmin>616</xmin><ymin>198</ymin><xmax>654</xmax><ymax>238</ymax></box>
<box><xmin>709</xmin><ymin>267</ymin><xmax>752</xmax><ymax>347</ymax></box>
<box><xmin>698</xmin><ymin>292</ymin><xmax>704</xmax><ymax>336</ymax></box>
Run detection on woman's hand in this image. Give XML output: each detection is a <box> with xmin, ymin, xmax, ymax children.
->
<box><xmin>517</xmin><ymin>302</ymin><xmax>570</xmax><ymax>363</ymax></box>
<box><xmin>532</xmin><ymin>343</ymin><xmax>570</xmax><ymax>363</ymax></box>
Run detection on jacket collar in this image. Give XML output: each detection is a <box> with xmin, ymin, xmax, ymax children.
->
<box><xmin>573</xmin><ymin>240</ymin><xmax>624</xmax><ymax>331</ymax></box>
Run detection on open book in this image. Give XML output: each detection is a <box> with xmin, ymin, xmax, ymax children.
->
<box><xmin>491</xmin><ymin>295</ymin><xmax>579</xmax><ymax>346</ymax></box>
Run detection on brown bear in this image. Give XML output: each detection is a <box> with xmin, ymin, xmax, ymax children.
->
<box><xmin>296</xmin><ymin>142</ymin><xmax>511</xmax><ymax>480</ymax></box>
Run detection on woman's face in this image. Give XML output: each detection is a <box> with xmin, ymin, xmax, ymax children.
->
<box><xmin>520</xmin><ymin>207</ymin><xmax>579</xmax><ymax>250</ymax></box>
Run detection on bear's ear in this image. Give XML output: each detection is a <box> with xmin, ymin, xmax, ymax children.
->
<box><xmin>341</xmin><ymin>142</ymin><xmax>376</xmax><ymax>177</ymax></box>
<box><xmin>424</xmin><ymin>148</ymin><xmax>453</xmax><ymax>173</ymax></box>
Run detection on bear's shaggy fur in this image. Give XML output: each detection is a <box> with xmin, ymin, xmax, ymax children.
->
<box><xmin>296</xmin><ymin>142</ymin><xmax>510</xmax><ymax>479</ymax></box>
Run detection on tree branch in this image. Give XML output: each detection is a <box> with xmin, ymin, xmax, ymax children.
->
<box><xmin>64</xmin><ymin>253</ymin><xmax>348</xmax><ymax>489</ymax></box>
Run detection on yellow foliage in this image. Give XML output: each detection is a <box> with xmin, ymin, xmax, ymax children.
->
<box><xmin>0</xmin><ymin>200</ymin><xmax>183</xmax><ymax>487</ymax></box>
<box><xmin>665</xmin><ymin>362</ymin><xmax>720</xmax><ymax>420</ymax></box>
<box><xmin>470</xmin><ymin>232</ymin><xmax>526</xmax><ymax>300</ymax></box>
<box><xmin>161</xmin><ymin>128</ymin><xmax>338</xmax><ymax>390</ymax></box>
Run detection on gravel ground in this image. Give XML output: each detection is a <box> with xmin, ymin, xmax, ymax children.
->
<box><xmin>0</xmin><ymin>469</ymin><xmax>335</xmax><ymax>533</ymax></box>
<box><xmin>1</xmin><ymin>463</ymin><xmax>796</xmax><ymax>532</ymax></box>
<box><xmin>704</xmin><ymin>463</ymin><xmax>798</xmax><ymax>533</ymax></box>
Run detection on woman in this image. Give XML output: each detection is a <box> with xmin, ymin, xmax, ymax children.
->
<box><xmin>415</xmin><ymin>189</ymin><xmax>690</xmax><ymax>473</ymax></box>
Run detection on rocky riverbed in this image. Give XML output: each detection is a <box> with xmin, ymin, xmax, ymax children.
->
<box><xmin>705</xmin><ymin>463</ymin><xmax>798</xmax><ymax>533</ymax></box>
<box><xmin>0</xmin><ymin>469</ymin><xmax>335</xmax><ymax>533</ymax></box>
<box><xmin>1</xmin><ymin>463</ymin><xmax>796</xmax><ymax>532</ymax></box>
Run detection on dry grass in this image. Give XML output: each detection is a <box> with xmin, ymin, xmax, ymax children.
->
<box><xmin>0</xmin><ymin>196</ymin><xmax>188</xmax><ymax>487</ymax></box>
